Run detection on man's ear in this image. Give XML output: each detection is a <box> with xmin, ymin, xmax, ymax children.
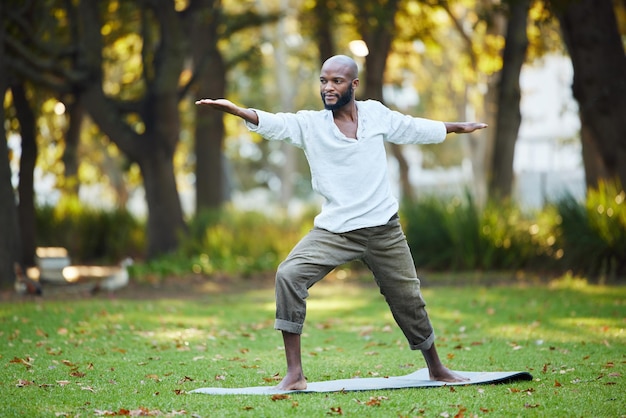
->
<box><xmin>352</xmin><ymin>78</ymin><xmax>360</xmax><ymax>90</ymax></box>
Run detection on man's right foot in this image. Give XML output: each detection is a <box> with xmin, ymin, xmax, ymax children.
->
<box><xmin>275</xmin><ymin>374</ymin><xmax>307</xmax><ymax>391</ymax></box>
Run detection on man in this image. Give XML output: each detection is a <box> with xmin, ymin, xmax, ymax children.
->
<box><xmin>196</xmin><ymin>55</ymin><xmax>487</xmax><ymax>390</ymax></box>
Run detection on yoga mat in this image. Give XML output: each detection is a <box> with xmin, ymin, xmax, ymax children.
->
<box><xmin>190</xmin><ymin>368</ymin><xmax>533</xmax><ymax>395</ymax></box>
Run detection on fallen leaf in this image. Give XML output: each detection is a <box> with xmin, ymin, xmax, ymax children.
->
<box><xmin>93</xmin><ymin>410</ymin><xmax>115</xmax><ymax>416</ymax></box>
<box><xmin>453</xmin><ymin>405</ymin><xmax>467</xmax><ymax>418</ymax></box>
<box><xmin>70</xmin><ymin>371</ymin><xmax>86</xmax><ymax>378</ymax></box>
<box><xmin>57</xmin><ymin>380</ymin><xmax>71</xmax><ymax>386</ymax></box>
<box><xmin>369</xmin><ymin>396</ymin><xmax>388</xmax><ymax>406</ymax></box>
<box><xmin>524</xmin><ymin>403</ymin><xmax>540</xmax><ymax>408</ymax></box>
<box><xmin>329</xmin><ymin>406</ymin><xmax>343</xmax><ymax>415</ymax></box>
<box><xmin>263</xmin><ymin>373</ymin><xmax>282</xmax><ymax>382</ymax></box>
<box><xmin>10</xmin><ymin>357</ymin><xmax>33</xmax><ymax>368</ymax></box>
<box><xmin>270</xmin><ymin>394</ymin><xmax>291</xmax><ymax>401</ymax></box>
<box><xmin>16</xmin><ymin>379</ymin><xmax>35</xmax><ymax>387</ymax></box>
<box><xmin>554</xmin><ymin>380</ymin><xmax>562</xmax><ymax>387</ymax></box>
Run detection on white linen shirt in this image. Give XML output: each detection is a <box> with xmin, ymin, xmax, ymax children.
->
<box><xmin>246</xmin><ymin>99</ymin><xmax>447</xmax><ymax>233</ymax></box>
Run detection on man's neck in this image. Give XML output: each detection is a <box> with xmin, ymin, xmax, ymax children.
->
<box><xmin>332</xmin><ymin>101</ymin><xmax>358</xmax><ymax>121</ymax></box>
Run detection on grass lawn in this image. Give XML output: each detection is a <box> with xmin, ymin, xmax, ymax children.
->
<box><xmin>0</xmin><ymin>274</ymin><xmax>624</xmax><ymax>417</ymax></box>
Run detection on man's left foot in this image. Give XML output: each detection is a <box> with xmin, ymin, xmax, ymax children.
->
<box><xmin>429</xmin><ymin>367</ymin><xmax>470</xmax><ymax>383</ymax></box>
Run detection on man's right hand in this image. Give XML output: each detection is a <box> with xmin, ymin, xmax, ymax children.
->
<box><xmin>195</xmin><ymin>98</ymin><xmax>259</xmax><ymax>125</ymax></box>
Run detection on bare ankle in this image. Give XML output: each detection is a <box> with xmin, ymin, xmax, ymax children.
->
<box><xmin>429</xmin><ymin>367</ymin><xmax>469</xmax><ymax>383</ymax></box>
<box><xmin>275</xmin><ymin>372</ymin><xmax>307</xmax><ymax>391</ymax></box>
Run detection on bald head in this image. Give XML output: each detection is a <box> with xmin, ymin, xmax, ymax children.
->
<box><xmin>321</xmin><ymin>55</ymin><xmax>359</xmax><ymax>80</ymax></box>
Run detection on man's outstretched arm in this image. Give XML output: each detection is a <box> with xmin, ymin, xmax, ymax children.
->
<box><xmin>195</xmin><ymin>98</ymin><xmax>259</xmax><ymax>126</ymax></box>
<box><xmin>444</xmin><ymin>122</ymin><xmax>488</xmax><ymax>134</ymax></box>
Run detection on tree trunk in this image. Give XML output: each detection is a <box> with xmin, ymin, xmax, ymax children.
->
<box><xmin>355</xmin><ymin>0</ymin><xmax>414</xmax><ymax>201</ymax></box>
<box><xmin>579</xmin><ymin>114</ymin><xmax>609</xmax><ymax>189</ymax></box>
<box><xmin>0</xmin><ymin>0</ymin><xmax>20</xmax><ymax>288</ymax></box>
<box><xmin>313</xmin><ymin>0</ymin><xmax>336</xmax><ymax>63</ymax></box>
<box><xmin>489</xmin><ymin>0</ymin><xmax>529</xmax><ymax>199</ymax></box>
<box><xmin>78</xmin><ymin>0</ymin><xmax>187</xmax><ymax>258</ymax></box>
<box><xmin>269</xmin><ymin>0</ymin><xmax>297</xmax><ymax>208</ymax></box>
<box><xmin>11</xmin><ymin>82</ymin><xmax>38</xmax><ymax>267</ymax></box>
<box><xmin>190</xmin><ymin>0</ymin><xmax>227</xmax><ymax>212</ymax></box>
<box><xmin>62</xmin><ymin>94</ymin><xmax>84</xmax><ymax>197</ymax></box>
<box><xmin>137</xmin><ymin>141</ymin><xmax>187</xmax><ymax>257</ymax></box>
<box><xmin>557</xmin><ymin>0</ymin><xmax>626</xmax><ymax>189</ymax></box>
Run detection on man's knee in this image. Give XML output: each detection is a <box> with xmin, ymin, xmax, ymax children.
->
<box><xmin>275</xmin><ymin>259</ymin><xmax>296</xmax><ymax>287</ymax></box>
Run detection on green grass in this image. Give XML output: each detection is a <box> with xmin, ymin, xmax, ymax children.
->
<box><xmin>1</xmin><ymin>277</ymin><xmax>624</xmax><ymax>417</ymax></box>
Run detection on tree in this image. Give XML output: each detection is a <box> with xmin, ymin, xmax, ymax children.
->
<box><xmin>188</xmin><ymin>0</ymin><xmax>279</xmax><ymax>212</ymax></box>
<box><xmin>76</xmin><ymin>1</ymin><xmax>187</xmax><ymax>257</ymax></box>
<box><xmin>489</xmin><ymin>0</ymin><xmax>530</xmax><ymax>199</ymax></box>
<box><xmin>11</xmin><ymin>83</ymin><xmax>38</xmax><ymax>267</ymax></box>
<box><xmin>554</xmin><ymin>0</ymin><xmax>626</xmax><ymax>190</ymax></box>
<box><xmin>189</xmin><ymin>0</ymin><xmax>228</xmax><ymax>212</ymax></box>
<box><xmin>0</xmin><ymin>1</ymin><xmax>21</xmax><ymax>288</ymax></box>
<box><xmin>346</xmin><ymin>0</ymin><xmax>415</xmax><ymax>201</ymax></box>
<box><xmin>4</xmin><ymin>0</ymin><xmax>187</xmax><ymax>258</ymax></box>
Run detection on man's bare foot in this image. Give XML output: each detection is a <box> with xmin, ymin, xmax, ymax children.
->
<box><xmin>429</xmin><ymin>366</ymin><xmax>470</xmax><ymax>383</ymax></box>
<box><xmin>275</xmin><ymin>372</ymin><xmax>307</xmax><ymax>391</ymax></box>
<box><xmin>422</xmin><ymin>343</ymin><xmax>469</xmax><ymax>383</ymax></box>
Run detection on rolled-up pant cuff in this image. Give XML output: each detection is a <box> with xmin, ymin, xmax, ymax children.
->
<box><xmin>409</xmin><ymin>331</ymin><xmax>435</xmax><ymax>351</ymax></box>
<box><xmin>275</xmin><ymin>319</ymin><xmax>303</xmax><ymax>334</ymax></box>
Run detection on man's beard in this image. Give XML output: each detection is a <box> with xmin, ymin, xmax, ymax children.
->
<box><xmin>322</xmin><ymin>84</ymin><xmax>353</xmax><ymax>110</ymax></box>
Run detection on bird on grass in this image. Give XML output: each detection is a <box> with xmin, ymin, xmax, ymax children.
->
<box><xmin>91</xmin><ymin>258</ymin><xmax>133</xmax><ymax>294</ymax></box>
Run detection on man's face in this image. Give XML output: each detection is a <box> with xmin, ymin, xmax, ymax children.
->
<box><xmin>319</xmin><ymin>61</ymin><xmax>357</xmax><ymax>110</ymax></box>
<box><xmin>321</xmin><ymin>82</ymin><xmax>353</xmax><ymax>110</ymax></box>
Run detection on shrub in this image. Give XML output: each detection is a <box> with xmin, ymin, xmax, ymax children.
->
<box><xmin>401</xmin><ymin>193</ymin><xmax>561</xmax><ymax>272</ymax></box>
<box><xmin>556</xmin><ymin>181</ymin><xmax>626</xmax><ymax>280</ymax></box>
<box><xmin>35</xmin><ymin>196</ymin><xmax>144</xmax><ymax>263</ymax></box>
<box><xmin>178</xmin><ymin>208</ymin><xmax>313</xmax><ymax>276</ymax></box>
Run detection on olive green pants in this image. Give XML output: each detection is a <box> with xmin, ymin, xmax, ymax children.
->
<box><xmin>274</xmin><ymin>215</ymin><xmax>435</xmax><ymax>351</ymax></box>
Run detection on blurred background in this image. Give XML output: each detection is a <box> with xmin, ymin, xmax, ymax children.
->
<box><xmin>2</xmin><ymin>0</ymin><xmax>625</xmax><ymax>287</ymax></box>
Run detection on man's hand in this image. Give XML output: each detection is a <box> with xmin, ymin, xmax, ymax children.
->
<box><xmin>195</xmin><ymin>98</ymin><xmax>259</xmax><ymax>125</ymax></box>
<box><xmin>444</xmin><ymin>122</ymin><xmax>488</xmax><ymax>134</ymax></box>
<box><xmin>195</xmin><ymin>98</ymin><xmax>240</xmax><ymax>113</ymax></box>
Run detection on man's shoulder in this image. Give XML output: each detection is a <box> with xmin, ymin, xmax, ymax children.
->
<box><xmin>356</xmin><ymin>99</ymin><xmax>389</xmax><ymax>111</ymax></box>
<box><xmin>294</xmin><ymin>108</ymin><xmax>328</xmax><ymax>117</ymax></box>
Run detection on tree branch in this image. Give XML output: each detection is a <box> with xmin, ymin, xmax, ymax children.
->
<box><xmin>5</xmin><ymin>36</ymin><xmax>87</xmax><ymax>84</ymax></box>
<box><xmin>435</xmin><ymin>0</ymin><xmax>478</xmax><ymax>71</ymax></box>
